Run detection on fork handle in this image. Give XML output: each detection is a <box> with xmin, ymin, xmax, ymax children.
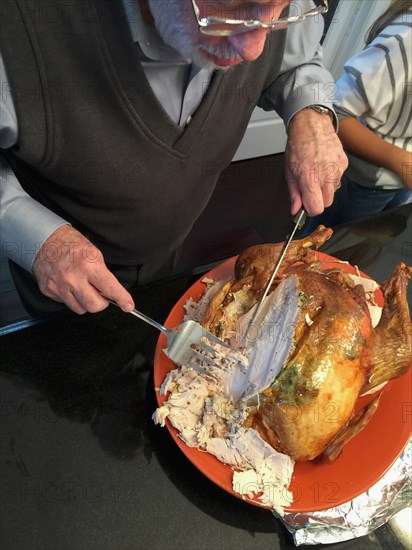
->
<box><xmin>106</xmin><ymin>299</ymin><xmax>166</xmax><ymax>333</ymax></box>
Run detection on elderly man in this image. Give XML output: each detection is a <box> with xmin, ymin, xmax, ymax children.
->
<box><xmin>0</xmin><ymin>0</ymin><xmax>347</xmax><ymax>315</ymax></box>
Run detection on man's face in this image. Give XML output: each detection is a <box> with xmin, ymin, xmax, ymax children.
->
<box><xmin>148</xmin><ymin>0</ymin><xmax>291</xmax><ymax>69</ymax></box>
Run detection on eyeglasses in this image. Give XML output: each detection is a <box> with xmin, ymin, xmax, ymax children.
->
<box><xmin>192</xmin><ymin>0</ymin><xmax>329</xmax><ymax>36</ymax></box>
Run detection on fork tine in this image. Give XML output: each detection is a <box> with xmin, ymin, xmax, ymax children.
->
<box><xmin>195</xmin><ymin>341</ymin><xmax>222</xmax><ymax>356</ymax></box>
<box><xmin>186</xmin><ymin>359</ymin><xmax>221</xmax><ymax>378</ymax></box>
<box><xmin>184</xmin><ymin>360</ymin><xmax>209</xmax><ymax>375</ymax></box>
<box><xmin>201</xmin><ymin>331</ymin><xmax>230</xmax><ymax>348</ymax></box>
<box><xmin>189</xmin><ymin>348</ymin><xmax>223</xmax><ymax>370</ymax></box>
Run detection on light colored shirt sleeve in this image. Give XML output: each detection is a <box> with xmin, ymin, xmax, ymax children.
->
<box><xmin>1</xmin><ymin>156</ymin><xmax>70</xmax><ymax>271</ymax></box>
<box><xmin>334</xmin><ymin>13</ymin><xmax>412</xmax><ymax>142</ymax></box>
<box><xmin>259</xmin><ymin>0</ymin><xmax>337</xmax><ymax>127</ymax></box>
<box><xmin>0</xmin><ymin>54</ymin><xmax>69</xmax><ymax>272</ymax></box>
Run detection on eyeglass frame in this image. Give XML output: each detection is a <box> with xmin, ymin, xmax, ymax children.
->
<box><xmin>191</xmin><ymin>0</ymin><xmax>329</xmax><ymax>36</ymax></box>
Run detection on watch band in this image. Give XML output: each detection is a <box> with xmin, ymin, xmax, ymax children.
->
<box><xmin>306</xmin><ymin>105</ymin><xmax>337</xmax><ymax>129</ymax></box>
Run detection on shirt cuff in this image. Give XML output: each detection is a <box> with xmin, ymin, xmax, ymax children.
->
<box><xmin>1</xmin><ymin>196</ymin><xmax>70</xmax><ymax>272</ymax></box>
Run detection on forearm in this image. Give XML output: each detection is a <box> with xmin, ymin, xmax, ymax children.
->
<box><xmin>338</xmin><ymin>118</ymin><xmax>412</xmax><ymax>183</ymax></box>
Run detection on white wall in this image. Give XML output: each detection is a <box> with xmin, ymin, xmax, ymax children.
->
<box><xmin>232</xmin><ymin>106</ymin><xmax>287</xmax><ymax>161</ymax></box>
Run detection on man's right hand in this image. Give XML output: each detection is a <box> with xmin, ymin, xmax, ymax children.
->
<box><xmin>32</xmin><ymin>225</ymin><xmax>135</xmax><ymax>314</ymax></box>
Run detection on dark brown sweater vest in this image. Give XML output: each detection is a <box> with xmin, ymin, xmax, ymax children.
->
<box><xmin>0</xmin><ymin>0</ymin><xmax>287</xmax><ymax>266</ymax></box>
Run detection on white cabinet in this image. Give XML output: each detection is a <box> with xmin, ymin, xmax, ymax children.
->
<box><xmin>232</xmin><ymin>109</ymin><xmax>287</xmax><ymax>161</ymax></box>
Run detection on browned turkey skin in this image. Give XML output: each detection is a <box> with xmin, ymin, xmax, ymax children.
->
<box><xmin>202</xmin><ymin>225</ymin><xmax>333</xmax><ymax>338</ymax></box>
<box><xmin>200</xmin><ymin>227</ymin><xmax>412</xmax><ymax>462</ymax></box>
<box><xmin>246</xmin><ymin>265</ymin><xmax>373</xmax><ymax>461</ymax></box>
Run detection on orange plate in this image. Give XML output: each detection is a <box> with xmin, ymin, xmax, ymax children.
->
<box><xmin>154</xmin><ymin>252</ymin><xmax>412</xmax><ymax>513</ymax></box>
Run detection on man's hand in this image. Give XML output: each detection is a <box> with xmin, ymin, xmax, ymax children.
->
<box><xmin>32</xmin><ymin>225</ymin><xmax>135</xmax><ymax>314</ymax></box>
<box><xmin>285</xmin><ymin>108</ymin><xmax>348</xmax><ymax>216</ymax></box>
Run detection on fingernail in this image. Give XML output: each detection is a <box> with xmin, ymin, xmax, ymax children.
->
<box><xmin>123</xmin><ymin>303</ymin><xmax>134</xmax><ymax>312</ymax></box>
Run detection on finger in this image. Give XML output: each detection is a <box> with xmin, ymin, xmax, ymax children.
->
<box><xmin>39</xmin><ymin>281</ymin><xmax>89</xmax><ymax>315</ymax></box>
<box><xmin>287</xmin><ymin>164</ymin><xmax>326</xmax><ymax>217</ymax></box>
<box><xmin>64</xmin><ymin>294</ymin><xmax>88</xmax><ymax>315</ymax></box>
<box><xmin>299</xmin><ymin>179</ymin><xmax>325</xmax><ymax>217</ymax></box>
<box><xmin>290</xmin><ymin>192</ymin><xmax>303</xmax><ymax>216</ymax></box>
<box><xmin>286</xmin><ymin>174</ymin><xmax>303</xmax><ymax>216</ymax></box>
<box><xmin>90</xmin><ymin>271</ymin><xmax>135</xmax><ymax>312</ymax></box>
<box><xmin>41</xmin><ymin>272</ymin><xmax>108</xmax><ymax>314</ymax></box>
<box><xmin>56</xmin><ymin>288</ymin><xmax>89</xmax><ymax>314</ymax></box>
<box><xmin>69</xmin><ymin>284</ymin><xmax>111</xmax><ymax>314</ymax></box>
<box><xmin>322</xmin><ymin>183</ymin><xmax>335</xmax><ymax>209</ymax></box>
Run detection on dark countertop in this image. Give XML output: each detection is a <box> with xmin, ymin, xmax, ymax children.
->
<box><xmin>1</xmin><ymin>204</ymin><xmax>411</xmax><ymax>550</ymax></box>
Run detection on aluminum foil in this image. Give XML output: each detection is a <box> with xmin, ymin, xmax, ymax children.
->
<box><xmin>275</xmin><ymin>438</ymin><xmax>411</xmax><ymax>546</ymax></box>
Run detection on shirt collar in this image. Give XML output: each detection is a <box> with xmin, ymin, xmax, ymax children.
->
<box><xmin>121</xmin><ymin>0</ymin><xmax>191</xmax><ymax>63</ymax></box>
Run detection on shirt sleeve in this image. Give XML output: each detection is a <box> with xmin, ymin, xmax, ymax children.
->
<box><xmin>333</xmin><ymin>45</ymin><xmax>392</xmax><ymax>121</ymax></box>
<box><xmin>334</xmin><ymin>32</ymin><xmax>407</xmax><ymax>121</ymax></box>
<box><xmin>1</xmin><ymin>155</ymin><xmax>70</xmax><ymax>272</ymax></box>
<box><xmin>1</xmin><ymin>52</ymin><xmax>70</xmax><ymax>272</ymax></box>
<box><xmin>258</xmin><ymin>0</ymin><xmax>337</xmax><ymax>127</ymax></box>
<box><xmin>334</xmin><ymin>10</ymin><xmax>412</xmax><ymax>143</ymax></box>
<box><xmin>0</xmin><ymin>51</ymin><xmax>18</xmax><ymax>149</ymax></box>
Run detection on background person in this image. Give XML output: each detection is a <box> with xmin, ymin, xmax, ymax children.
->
<box><xmin>305</xmin><ymin>0</ymin><xmax>412</xmax><ymax>232</ymax></box>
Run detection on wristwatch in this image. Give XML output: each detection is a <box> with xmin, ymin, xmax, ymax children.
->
<box><xmin>306</xmin><ymin>105</ymin><xmax>337</xmax><ymax>129</ymax></box>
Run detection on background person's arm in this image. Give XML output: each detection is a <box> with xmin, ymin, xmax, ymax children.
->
<box><xmin>337</xmin><ymin>117</ymin><xmax>412</xmax><ymax>189</ymax></box>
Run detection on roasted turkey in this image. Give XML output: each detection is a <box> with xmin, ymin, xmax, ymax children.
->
<box><xmin>200</xmin><ymin>226</ymin><xmax>412</xmax><ymax>462</ymax></box>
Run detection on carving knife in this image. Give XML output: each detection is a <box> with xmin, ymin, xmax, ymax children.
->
<box><xmin>239</xmin><ymin>207</ymin><xmax>307</xmax><ymax>347</ymax></box>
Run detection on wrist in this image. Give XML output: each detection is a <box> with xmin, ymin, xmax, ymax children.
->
<box><xmin>33</xmin><ymin>224</ymin><xmax>74</xmax><ymax>270</ymax></box>
<box><xmin>304</xmin><ymin>105</ymin><xmax>337</xmax><ymax>130</ymax></box>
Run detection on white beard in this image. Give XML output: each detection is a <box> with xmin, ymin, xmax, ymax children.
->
<box><xmin>147</xmin><ymin>0</ymin><xmax>242</xmax><ymax>70</ymax></box>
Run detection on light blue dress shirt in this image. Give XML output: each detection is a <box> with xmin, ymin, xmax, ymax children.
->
<box><xmin>0</xmin><ymin>0</ymin><xmax>335</xmax><ymax>271</ymax></box>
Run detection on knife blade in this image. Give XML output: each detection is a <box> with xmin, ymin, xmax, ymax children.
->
<box><xmin>238</xmin><ymin>207</ymin><xmax>307</xmax><ymax>348</ymax></box>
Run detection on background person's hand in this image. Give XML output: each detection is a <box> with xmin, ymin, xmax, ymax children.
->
<box><xmin>285</xmin><ymin>108</ymin><xmax>348</xmax><ymax>216</ymax></box>
<box><xmin>32</xmin><ymin>225</ymin><xmax>135</xmax><ymax>314</ymax></box>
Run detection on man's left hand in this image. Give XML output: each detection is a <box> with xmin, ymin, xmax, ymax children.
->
<box><xmin>285</xmin><ymin>108</ymin><xmax>348</xmax><ymax>216</ymax></box>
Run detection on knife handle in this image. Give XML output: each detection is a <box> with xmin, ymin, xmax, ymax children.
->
<box><xmin>293</xmin><ymin>207</ymin><xmax>307</xmax><ymax>229</ymax></box>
